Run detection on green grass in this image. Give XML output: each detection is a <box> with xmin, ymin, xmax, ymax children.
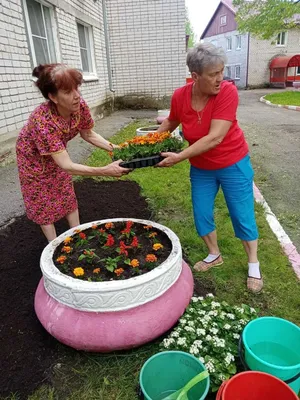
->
<box><xmin>264</xmin><ymin>91</ymin><xmax>300</xmax><ymax>106</ymax></box>
<box><xmin>7</xmin><ymin>121</ymin><xmax>300</xmax><ymax>400</ymax></box>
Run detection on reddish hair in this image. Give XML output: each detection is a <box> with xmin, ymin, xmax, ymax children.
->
<box><xmin>32</xmin><ymin>64</ymin><xmax>83</xmax><ymax>99</ymax></box>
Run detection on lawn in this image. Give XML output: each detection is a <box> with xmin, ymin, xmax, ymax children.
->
<box><xmin>264</xmin><ymin>91</ymin><xmax>300</xmax><ymax>106</ymax></box>
<box><xmin>7</xmin><ymin>121</ymin><xmax>300</xmax><ymax>400</ymax></box>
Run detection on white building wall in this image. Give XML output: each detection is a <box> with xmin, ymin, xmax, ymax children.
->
<box><xmin>248</xmin><ymin>29</ymin><xmax>300</xmax><ymax>86</ymax></box>
<box><xmin>105</xmin><ymin>0</ymin><xmax>186</xmax><ymax>97</ymax></box>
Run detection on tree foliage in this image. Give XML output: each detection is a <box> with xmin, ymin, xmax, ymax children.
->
<box><xmin>185</xmin><ymin>7</ymin><xmax>196</xmax><ymax>47</ymax></box>
<box><xmin>233</xmin><ymin>0</ymin><xmax>300</xmax><ymax>40</ymax></box>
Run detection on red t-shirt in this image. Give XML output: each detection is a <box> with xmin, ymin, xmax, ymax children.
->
<box><xmin>168</xmin><ymin>81</ymin><xmax>249</xmax><ymax>170</ymax></box>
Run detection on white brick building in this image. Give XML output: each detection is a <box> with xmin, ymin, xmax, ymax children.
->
<box><xmin>0</xmin><ymin>0</ymin><xmax>186</xmax><ymax>139</ymax></box>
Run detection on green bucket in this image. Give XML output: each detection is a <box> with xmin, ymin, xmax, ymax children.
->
<box><xmin>139</xmin><ymin>351</ymin><xmax>210</xmax><ymax>400</ymax></box>
<box><xmin>240</xmin><ymin>317</ymin><xmax>300</xmax><ymax>395</ymax></box>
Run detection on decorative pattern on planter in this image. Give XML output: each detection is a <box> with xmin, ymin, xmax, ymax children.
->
<box><xmin>40</xmin><ymin>218</ymin><xmax>182</xmax><ymax>312</ymax></box>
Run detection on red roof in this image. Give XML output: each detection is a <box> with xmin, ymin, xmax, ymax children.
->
<box><xmin>270</xmin><ymin>55</ymin><xmax>300</xmax><ymax>69</ymax></box>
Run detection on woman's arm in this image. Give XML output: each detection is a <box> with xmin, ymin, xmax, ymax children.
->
<box><xmin>156</xmin><ymin>118</ymin><xmax>180</xmax><ymax>134</ymax></box>
<box><xmin>51</xmin><ymin>150</ymin><xmax>130</xmax><ymax>177</ymax></box>
<box><xmin>158</xmin><ymin>119</ymin><xmax>232</xmax><ymax>167</ymax></box>
<box><xmin>79</xmin><ymin>129</ymin><xmax>117</xmax><ymax>151</ymax></box>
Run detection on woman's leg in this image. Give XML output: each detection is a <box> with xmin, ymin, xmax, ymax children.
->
<box><xmin>40</xmin><ymin>224</ymin><xmax>57</xmax><ymax>242</ymax></box>
<box><xmin>66</xmin><ymin>208</ymin><xmax>80</xmax><ymax>228</ymax></box>
<box><xmin>201</xmin><ymin>230</ymin><xmax>220</xmax><ymax>255</ymax></box>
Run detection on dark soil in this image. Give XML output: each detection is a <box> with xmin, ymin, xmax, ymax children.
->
<box><xmin>0</xmin><ymin>178</ymin><xmax>210</xmax><ymax>399</ymax></box>
<box><xmin>53</xmin><ymin>221</ymin><xmax>172</xmax><ymax>281</ymax></box>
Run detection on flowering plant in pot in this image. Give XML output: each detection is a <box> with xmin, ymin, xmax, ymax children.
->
<box><xmin>111</xmin><ymin>131</ymin><xmax>184</xmax><ymax>168</ymax></box>
<box><xmin>54</xmin><ymin>220</ymin><xmax>172</xmax><ymax>282</ymax></box>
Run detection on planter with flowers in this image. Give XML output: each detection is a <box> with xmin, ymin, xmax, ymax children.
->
<box><xmin>111</xmin><ymin>131</ymin><xmax>184</xmax><ymax>169</ymax></box>
<box><xmin>35</xmin><ymin>218</ymin><xmax>194</xmax><ymax>352</ymax></box>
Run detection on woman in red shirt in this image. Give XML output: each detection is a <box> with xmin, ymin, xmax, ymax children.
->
<box><xmin>157</xmin><ymin>43</ymin><xmax>262</xmax><ymax>293</ymax></box>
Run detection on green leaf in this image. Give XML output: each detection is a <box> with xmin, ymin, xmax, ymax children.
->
<box><xmin>78</xmin><ymin>254</ymin><xmax>86</xmax><ymax>261</ymax></box>
<box><xmin>106</xmin><ymin>265</ymin><xmax>115</xmax><ymax>273</ymax></box>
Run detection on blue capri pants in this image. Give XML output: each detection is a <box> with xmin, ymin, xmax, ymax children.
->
<box><xmin>190</xmin><ymin>154</ymin><xmax>258</xmax><ymax>241</ymax></box>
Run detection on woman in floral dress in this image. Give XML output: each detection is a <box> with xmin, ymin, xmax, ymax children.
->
<box><xmin>16</xmin><ymin>63</ymin><xmax>130</xmax><ymax>241</ymax></box>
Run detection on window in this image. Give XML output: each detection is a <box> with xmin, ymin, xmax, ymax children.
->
<box><xmin>276</xmin><ymin>32</ymin><xmax>287</xmax><ymax>46</ymax></box>
<box><xmin>225</xmin><ymin>66</ymin><xmax>231</xmax><ymax>78</ymax></box>
<box><xmin>236</xmin><ymin>35</ymin><xmax>242</xmax><ymax>50</ymax></box>
<box><xmin>77</xmin><ymin>22</ymin><xmax>94</xmax><ymax>74</ymax></box>
<box><xmin>23</xmin><ymin>0</ymin><xmax>58</xmax><ymax>66</ymax></box>
<box><xmin>297</xmin><ymin>66</ymin><xmax>300</xmax><ymax>75</ymax></box>
<box><xmin>220</xmin><ymin>15</ymin><xmax>227</xmax><ymax>26</ymax></box>
<box><xmin>226</xmin><ymin>37</ymin><xmax>232</xmax><ymax>51</ymax></box>
<box><xmin>235</xmin><ymin>65</ymin><xmax>241</xmax><ymax>80</ymax></box>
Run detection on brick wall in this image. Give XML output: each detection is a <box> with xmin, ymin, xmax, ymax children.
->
<box><xmin>248</xmin><ymin>30</ymin><xmax>300</xmax><ymax>86</ymax></box>
<box><xmin>105</xmin><ymin>0</ymin><xmax>186</xmax><ymax>97</ymax></box>
<box><xmin>203</xmin><ymin>32</ymin><xmax>249</xmax><ymax>88</ymax></box>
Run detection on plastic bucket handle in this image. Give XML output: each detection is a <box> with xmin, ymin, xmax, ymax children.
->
<box><xmin>238</xmin><ymin>335</ymin><xmax>300</xmax><ymax>385</ymax></box>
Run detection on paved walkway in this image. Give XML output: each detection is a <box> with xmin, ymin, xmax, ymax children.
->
<box><xmin>0</xmin><ymin>110</ymin><xmax>156</xmax><ymax>228</ymax></box>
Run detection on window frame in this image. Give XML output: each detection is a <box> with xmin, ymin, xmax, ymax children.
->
<box><xmin>23</xmin><ymin>0</ymin><xmax>60</xmax><ymax>67</ymax></box>
<box><xmin>220</xmin><ymin>15</ymin><xmax>227</xmax><ymax>26</ymax></box>
<box><xmin>76</xmin><ymin>20</ymin><xmax>97</xmax><ymax>80</ymax></box>
<box><xmin>236</xmin><ymin>35</ymin><xmax>242</xmax><ymax>50</ymax></box>
<box><xmin>276</xmin><ymin>31</ymin><xmax>287</xmax><ymax>47</ymax></box>
<box><xmin>225</xmin><ymin>66</ymin><xmax>231</xmax><ymax>78</ymax></box>
<box><xmin>235</xmin><ymin>64</ymin><xmax>241</xmax><ymax>80</ymax></box>
<box><xmin>226</xmin><ymin>37</ymin><xmax>232</xmax><ymax>51</ymax></box>
<box><xmin>297</xmin><ymin>66</ymin><xmax>300</xmax><ymax>76</ymax></box>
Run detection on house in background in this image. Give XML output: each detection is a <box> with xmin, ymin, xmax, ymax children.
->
<box><xmin>0</xmin><ymin>0</ymin><xmax>186</xmax><ymax>140</ymax></box>
<box><xmin>200</xmin><ymin>0</ymin><xmax>249</xmax><ymax>88</ymax></box>
<box><xmin>200</xmin><ymin>0</ymin><xmax>300</xmax><ymax>88</ymax></box>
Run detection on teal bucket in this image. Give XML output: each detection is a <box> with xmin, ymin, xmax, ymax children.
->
<box><xmin>139</xmin><ymin>351</ymin><xmax>210</xmax><ymax>400</ymax></box>
<box><xmin>239</xmin><ymin>317</ymin><xmax>300</xmax><ymax>395</ymax></box>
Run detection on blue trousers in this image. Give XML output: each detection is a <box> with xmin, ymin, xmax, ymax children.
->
<box><xmin>190</xmin><ymin>155</ymin><xmax>258</xmax><ymax>241</ymax></box>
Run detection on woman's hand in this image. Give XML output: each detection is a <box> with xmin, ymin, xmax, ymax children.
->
<box><xmin>157</xmin><ymin>152</ymin><xmax>182</xmax><ymax>167</ymax></box>
<box><xmin>101</xmin><ymin>160</ymin><xmax>132</xmax><ymax>177</ymax></box>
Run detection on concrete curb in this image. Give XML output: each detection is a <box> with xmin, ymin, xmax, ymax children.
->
<box><xmin>254</xmin><ymin>183</ymin><xmax>300</xmax><ymax>280</ymax></box>
<box><xmin>260</xmin><ymin>95</ymin><xmax>300</xmax><ymax>112</ymax></box>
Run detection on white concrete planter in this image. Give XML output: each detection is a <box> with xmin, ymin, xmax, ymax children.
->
<box><xmin>40</xmin><ymin>218</ymin><xmax>182</xmax><ymax>312</ymax></box>
<box><xmin>136</xmin><ymin>126</ymin><xmax>159</xmax><ymax>136</ymax></box>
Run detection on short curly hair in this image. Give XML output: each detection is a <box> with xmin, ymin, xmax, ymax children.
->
<box><xmin>187</xmin><ymin>42</ymin><xmax>227</xmax><ymax>74</ymax></box>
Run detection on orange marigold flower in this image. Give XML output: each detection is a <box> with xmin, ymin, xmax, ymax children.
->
<box><xmin>149</xmin><ymin>232</ymin><xmax>158</xmax><ymax>238</ymax></box>
<box><xmin>56</xmin><ymin>255</ymin><xmax>67</xmax><ymax>264</ymax></box>
<box><xmin>79</xmin><ymin>232</ymin><xmax>86</xmax><ymax>240</ymax></box>
<box><xmin>91</xmin><ymin>224</ymin><xmax>98</xmax><ymax>230</ymax></box>
<box><xmin>114</xmin><ymin>268</ymin><xmax>124</xmax><ymax>276</ymax></box>
<box><xmin>146</xmin><ymin>254</ymin><xmax>157</xmax><ymax>263</ymax></box>
<box><xmin>153</xmin><ymin>243</ymin><xmax>164</xmax><ymax>251</ymax></box>
<box><xmin>144</xmin><ymin>225</ymin><xmax>153</xmax><ymax>230</ymax></box>
<box><xmin>105</xmin><ymin>222</ymin><xmax>114</xmax><ymax>229</ymax></box>
<box><xmin>74</xmin><ymin>229</ymin><xmax>81</xmax><ymax>233</ymax></box>
<box><xmin>93</xmin><ymin>268</ymin><xmax>101</xmax><ymax>274</ymax></box>
<box><xmin>63</xmin><ymin>236</ymin><xmax>73</xmax><ymax>244</ymax></box>
<box><xmin>62</xmin><ymin>246</ymin><xmax>72</xmax><ymax>254</ymax></box>
<box><xmin>73</xmin><ymin>267</ymin><xmax>84</xmax><ymax>277</ymax></box>
<box><xmin>130</xmin><ymin>259</ymin><xmax>139</xmax><ymax>268</ymax></box>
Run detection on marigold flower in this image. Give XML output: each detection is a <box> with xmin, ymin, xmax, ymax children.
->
<box><xmin>105</xmin><ymin>222</ymin><xmax>114</xmax><ymax>229</ymax></box>
<box><xmin>149</xmin><ymin>232</ymin><xmax>158</xmax><ymax>238</ymax></box>
<box><xmin>93</xmin><ymin>268</ymin><xmax>101</xmax><ymax>274</ymax></box>
<box><xmin>91</xmin><ymin>224</ymin><xmax>98</xmax><ymax>229</ymax></box>
<box><xmin>104</xmin><ymin>234</ymin><xmax>115</xmax><ymax>247</ymax></box>
<box><xmin>79</xmin><ymin>232</ymin><xmax>86</xmax><ymax>240</ymax></box>
<box><xmin>144</xmin><ymin>225</ymin><xmax>153</xmax><ymax>230</ymax></box>
<box><xmin>153</xmin><ymin>243</ymin><xmax>164</xmax><ymax>251</ymax></box>
<box><xmin>73</xmin><ymin>267</ymin><xmax>84</xmax><ymax>277</ymax></box>
<box><xmin>63</xmin><ymin>236</ymin><xmax>73</xmax><ymax>244</ymax></box>
<box><xmin>146</xmin><ymin>254</ymin><xmax>157</xmax><ymax>263</ymax></box>
<box><xmin>131</xmin><ymin>236</ymin><xmax>139</xmax><ymax>248</ymax></box>
<box><xmin>130</xmin><ymin>259</ymin><xmax>139</xmax><ymax>268</ymax></box>
<box><xmin>74</xmin><ymin>229</ymin><xmax>81</xmax><ymax>233</ymax></box>
<box><xmin>114</xmin><ymin>268</ymin><xmax>124</xmax><ymax>276</ymax></box>
<box><xmin>62</xmin><ymin>246</ymin><xmax>72</xmax><ymax>254</ymax></box>
<box><xmin>56</xmin><ymin>255</ymin><xmax>67</xmax><ymax>264</ymax></box>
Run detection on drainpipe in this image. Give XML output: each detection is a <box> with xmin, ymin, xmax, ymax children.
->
<box><xmin>102</xmin><ymin>0</ymin><xmax>115</xmax><ymax>93</ymax></box>
<box><xmin>246</xmin><ymin>32</ymin><xmax>250</xmax><ymax>88</ymax></box>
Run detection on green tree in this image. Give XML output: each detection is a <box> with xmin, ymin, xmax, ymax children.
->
<box><xmin>186</xmin><ymin>7</ymin><xmax>196</xmax><ymax>47</ymax></box>
<box><xmin>233</xmin><ymin>0</ymin><xmax>300</xmax><ymax>40</ymax></box>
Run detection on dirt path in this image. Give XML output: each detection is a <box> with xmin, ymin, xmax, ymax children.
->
<box><xmin>237</xmin><ymin>89</ymin><xmax>300</xmax><ymax>252</ymax></box>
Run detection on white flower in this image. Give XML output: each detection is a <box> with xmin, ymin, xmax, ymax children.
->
<box><xmin>203</xmin><ymin>315</ymin><xmax>211</xmax><ymax>322</ymax></box>
<box><xmin>199</xmin><ymin>357</ymin><xmax>205</xmax><ymax>364</ymax></box>
<box><xmin>163</xmin><ymin>338</ymin><xmax>175</xmax><ymax>348</ymax></box>
<box><xmin>220</xmin><ymin>312</ymin><xmax>226</xmax><ymax>320</ymax></box>
<box><xmin>188</xmin><ymin>321</ymin><xmax>195</xmax><ymax>327</ymax></box>
<box><xmin>171</xmin><ymin>331</ymin><xmax>180</xmax><ymax>338</ymax></box>
<box><xmin>206</xmin><ymin>293</ymin><xmax>214</xmax><ymax>298</ymax></box>
<box><xmin>211</xmin><ymin>301</ymin><xmax>221</xmax><ymax>308</ymax></box>
<box><xmin>190</xmin><ymin>345</ymin><xmax>200</xmax><ymax>355</ymax></box>
<box><xmin>205</xmin><ymin>360</ymin><xmax>215</xmax><ymax>373</ymax></box>
<box><xmin>250</xmin><ymin>307</ymin><xmax>256</xmax><ymax>314</ymax></box>
<box><xmin>180</xmin><ymin>318</ymin><xmax>187</xmax><ymax>324</ymax></box>
<box><xmin>196</xmin><ymin>329</ymin><xmax>206</xmax><ymax>336</ymax></box>
<box><xmin>224</xmin><ymin>324</ymin><xmax>231</xmax><ymax>330</ymax></box>
<box><xmin>208</xmin><ymin>310</ymin><xmax>218</xmax><ymax>317</ymax></box>
<box><xmin>239</xmin><ymin>319</ymin><xmax>247</xmax><ymax>326</ymax></box>
<box><xmin>193</xmin><ymin>340</ymin><xmax>203</xmax><ymax>347</ymax></box>
<box><xmin>185</xmin><ymin>326</ymin><xmax>195</xmax><ymax>333</ymax></box>
<box><xmin>206</xmin><ymin>335</ymin><xmax>212</xmax><ymax>341</ymax></box>
<box><xmin>233</xmin><ymin>333</ymin><xmax>240</xmax><ymax>340</ymax></box>
<box><xmin>212</xmin><ymin>337</ymin><xmax>226</xmax><ymax>348</ymax></box>
<box><xmin>210</xmin><ymin>328</ymin><xmax>219</xmax><ymax>335</ymax></box>
<box><xmin>177</xmin><ymin>337</ymin><xmax>187</xmax><ymax>346</ymax></box>
<box><xmin>191</xmin><ymin>297</ymin><xmax>199</xmax><ymax>303</ymax></box>
<box><xmin>225</xmin><ymin>352</ymin><xmax>235</xmax><ymax>366</ymax></box>
<box><xmin>227</xmin><ymin>313</ymin><xmax>235</xmax><ymax>320</ymax></box>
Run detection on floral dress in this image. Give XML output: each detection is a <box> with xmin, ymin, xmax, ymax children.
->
<box><xmin>16</xmin><ymin>98</ymin><xmax>94</xmax><ymax>225</ymax></box>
